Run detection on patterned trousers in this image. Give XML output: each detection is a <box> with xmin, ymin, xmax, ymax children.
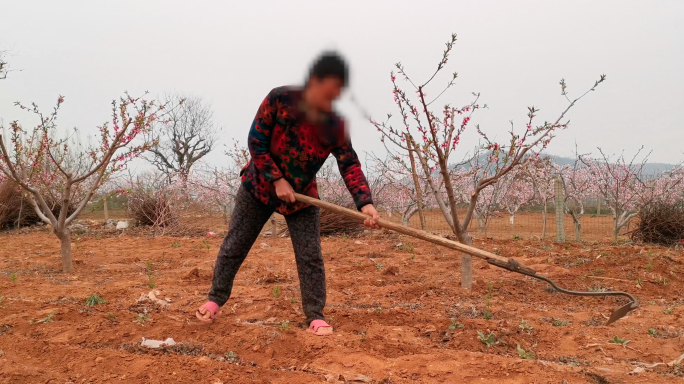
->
<box><xmin>208</xmin><ymin>185</ymin><xmax>326</xmax><ymax>325</ymax></box>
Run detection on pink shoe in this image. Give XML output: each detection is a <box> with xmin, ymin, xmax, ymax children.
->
<box><xmin>308</xmin><ymin>319</ymin><xmax>333</xmax><ymax>336</ymax></box>
<box><xmin>195</xmin><ymin>301</ymin><xmax>220</xmax><ymax>323</ymax></box>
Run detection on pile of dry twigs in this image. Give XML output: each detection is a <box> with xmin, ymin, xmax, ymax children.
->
<box><xmin>631</xmin><ymin>201</ymin><xmax>684</xmax><ymax>246</ymax></box>
<box><xmin>127</xmin><ymin>188</ymin><xmax>178</xmax><ymax>228</ymax></box>
<box><xmin>0</xmin><ymin>180</ymin><xmax>74</xmax><ymax>229</ymax></box>
<box><xmin>280</xmin><ymin>197</ymin><xmax>363</xmax><ymax>237</ymax></box>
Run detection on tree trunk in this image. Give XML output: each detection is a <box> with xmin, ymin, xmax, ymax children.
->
<box><xmin>402</xmin><ymin>206</ymin><xmax>418</xmax><ymax>227</ymax></box>
<box><xmin>406</xmin><ymin>138</ymin><xmax>427</xmax><ymax>231</ymax></box>
<box><xmin>56</xmin><ymin>229</ymin><xmax>74</xmax><ymax>273</ymax></box>
<box><xmin>613</xmin><ymin>211</ymin><xmax>633</xmax><ymax>243</ymax></box>
<box><xmin>16</xmin><ymin>199</ymin><xmax>23</xmax><ymax>228</ymax></box>
<box><xmin>574</xmin><ymin>220</ymin><xmax>581</xmax><ymax>242</ymax></box>
<box><xmin>222</xmin><ymin>205</ymin><xmax>230</xmax><ymax>225</ymax></box>
<box><xmin>509</xmin><ymin>213</ymin><xmax>515</xmax><ymax>226</ymax></box>
<box><xmin>596</xmin><ymin>195</ymin><xmax>601</xmax><ymax>215</ymax></box>
<box><xmin>460</xmin><ymin>233</ymin><xmax>473</xmax><ymax>289</ymax></box>
<box><xmin>476</xmin><ymin>214</ymin><xmax>484</xmax><ymax>232</ymax></box>
<box><xmin>417</xmin><ymin>199</ymin><xmax>426</xmax><ymax>231</ymax></box>
<box><xmin>103</xmin><ymin>197</ymin><xmax>109</xmax><ymax>221</ymax></box>
<box><xmin>541</xmin><ymin>199</ymin><xmax>547</xmax><ymax>240</ymax></box>
<box><xmin>613</xmin><ymin>207</ymin><xmax>619</xmax><ymax>242</ymax></box>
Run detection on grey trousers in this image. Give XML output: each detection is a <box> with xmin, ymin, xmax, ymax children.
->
<box><xmin>208</xmin><ymin>185</ymin><xmax>326</xmax><ymax>325</ymax></box>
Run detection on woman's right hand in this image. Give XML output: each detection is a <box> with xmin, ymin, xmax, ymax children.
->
<box><xmin>274</xmin><ymin>178</ymin><xmax>296</xmax><ymax>203</ymax></box>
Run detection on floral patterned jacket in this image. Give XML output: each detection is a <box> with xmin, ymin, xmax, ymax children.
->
<box><xmin>240</xmin><ymin>86</ymin><xmax>373</xmax><ymax>215</ymax></box>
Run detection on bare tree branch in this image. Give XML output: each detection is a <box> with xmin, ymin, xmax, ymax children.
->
<box><xmin>144</xmin><ymin>93</ymin><xmax>219</xmax><ymax>182</ymax></box>
<box><xmin>0</xmin><ymin>46</ymin><xmax>22</xmax><ymax>80</ymax></box>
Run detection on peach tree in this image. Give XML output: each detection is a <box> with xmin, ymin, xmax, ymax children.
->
<box><xmin>0</xmin><ymin>94</ymin><xmax>163</xmax><ymax>272</ymax></box>
<box><xmin>369</xmin><ymin>33</ymin><xmax>605</xmax><ymax>288</ymax></box>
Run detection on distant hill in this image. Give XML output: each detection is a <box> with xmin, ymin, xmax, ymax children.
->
<box><xmin>545</xmin><ymin>154</ymin><xmax>677</xmax><ymax>175</ymax></box>
<box><xmin>451</xmin><ymin>152</ymin><xmax>678</xmax><ymax>175</ymax></box>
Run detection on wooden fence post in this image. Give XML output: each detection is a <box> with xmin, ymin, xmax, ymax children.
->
<box><xmin>554</xmin><ymin>177</ymin><xmax>566</xmax><ymax>242</ymax></box>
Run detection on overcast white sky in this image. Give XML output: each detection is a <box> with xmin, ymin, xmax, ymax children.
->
<box><xmin>1</xmin><ymin>0</ymin><xmax>682</xmax><ymax>167</ymax></box>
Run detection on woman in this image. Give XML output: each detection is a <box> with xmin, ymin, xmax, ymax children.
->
<box><xmin>196</xmin><ymin>52</ymin><xmax>379</xmax><ymax>336</ymax></box>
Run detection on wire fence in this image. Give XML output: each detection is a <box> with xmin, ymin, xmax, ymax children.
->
<box><xmin>380</xmin><ymin>207</ymin><xmax>623</xmax><ymax>242</ymax></box>
<box><xmin>85</xmin><ymin>193</ymin><xmax>626</xmax><ymax>242</ymax></box>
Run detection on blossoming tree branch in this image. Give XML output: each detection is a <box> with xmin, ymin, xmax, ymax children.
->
<box><xmin>0</xmin><ymin>94</ymin><xmax>165</xmax><ymax>272</ymax></box>
<box><xmin>368</xmin><ymin>33</ymin><xmax>606</xmax><ymax>288</ymax></box>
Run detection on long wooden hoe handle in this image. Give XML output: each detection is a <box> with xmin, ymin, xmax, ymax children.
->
<box><xmin>294</xmin><ymin>193</ymin><xmax>536</xmax><ymax>275</ymax></box>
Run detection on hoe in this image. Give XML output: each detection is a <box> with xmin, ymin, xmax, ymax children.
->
<box><xmin>294</xmin><ymin>193</ymin><xmax>639</xmax><ymax>325</ymax></box>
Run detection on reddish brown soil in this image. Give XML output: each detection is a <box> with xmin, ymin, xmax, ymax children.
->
<box><xmin>1</xmin><ymin>224</ymin><xmax>683</xmax><ymax>383</ymax></box>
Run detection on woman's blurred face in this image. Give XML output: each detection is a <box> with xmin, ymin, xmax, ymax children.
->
<box><xmin>307</xmin><ymin>76</ymin><xmax>344</xmax><ymax>113</ymax></box>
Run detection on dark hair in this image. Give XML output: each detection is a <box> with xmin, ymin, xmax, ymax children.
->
<box><xmin>307</xmin><ymin>51</ymin><xmax>348</xmax><ymax>87</ymax></box>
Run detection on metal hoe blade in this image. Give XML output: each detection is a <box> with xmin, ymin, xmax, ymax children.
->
<box><xmin>487</xmin><ymin>258</ymin><xmax>639</xmax><ymax>325</ymax></box>
<box><xmin>606</xmin><ymin>302</ymin><xmax>639</xmax><ymax>325</ymax></box>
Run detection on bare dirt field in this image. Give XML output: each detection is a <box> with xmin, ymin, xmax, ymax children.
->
<box><xmin>1</xmin><ymin>220</ymin><xmax>683</xmax><ymax>383</ymax></box>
